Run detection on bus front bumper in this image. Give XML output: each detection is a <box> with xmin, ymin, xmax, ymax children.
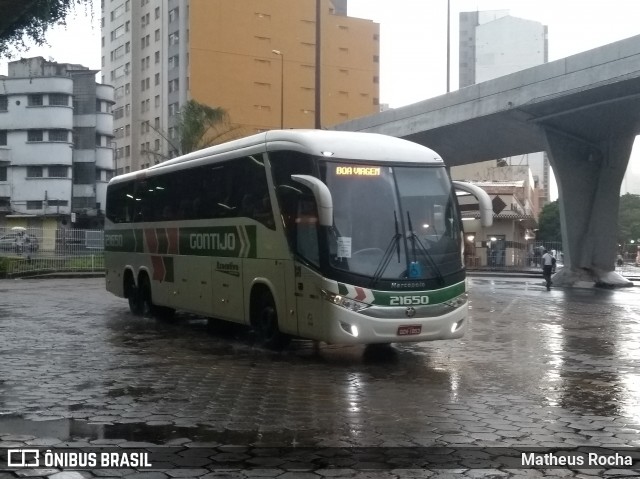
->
<box><xmin>324</xmin><ymin>301</ymin><xmax>469</xmax><ymax>345</ymax></box>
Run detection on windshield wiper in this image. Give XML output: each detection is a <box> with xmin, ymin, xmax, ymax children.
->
<box><xmin>369</xmin><ymin>211</ymin><xmax>402</xmax><ymax>288</ymax></box>
<box><xmin>406</xmin><ymin>212</ymin><xmax>445</xmax><ymax>286</ymax></box>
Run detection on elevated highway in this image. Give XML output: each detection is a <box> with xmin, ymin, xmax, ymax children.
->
<box><xmin>335</xmin><ymin>35</ymin><xmax>640</xmax><ymax>287</ymax></box>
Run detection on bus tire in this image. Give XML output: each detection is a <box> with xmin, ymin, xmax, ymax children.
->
<box><xmin>138</xmin><ymin>274</ymin><xmax>154</xmax><ymax>317</ymax></box>
<box><xmin>126</xmin><ymin>274</ymin><xmax>144</xmax><ymax>316</ymax></box>
<box><xmin>254</xmin><ymin>291</ymin><xmax>290</xmax><ymax>350</ymax></box>
<box><xmin>139</xmin><ymin>274</ymin><xmax>175</xmax><ymax>320</ymax></box>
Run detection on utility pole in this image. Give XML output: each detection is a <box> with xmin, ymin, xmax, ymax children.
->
<box><xmin>447</xmin><ymin>0</ymin><xmax>451</xmax><ymax>93</ymax></box>
<box><xmin>315</xmin><ymin>0</ymin><xmax>322</xmax><ymax>128</ymax></box>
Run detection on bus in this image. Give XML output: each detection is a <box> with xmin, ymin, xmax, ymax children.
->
<box><xmin>105</xmin><ymin>129</ymin><xmax>492</xmax><ymax>348</ymax></box>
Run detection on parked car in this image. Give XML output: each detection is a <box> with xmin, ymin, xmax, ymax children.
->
<box><xmin>0</xmin><ymin>230</ymin><xmax>39</xmax><ymax>253</ymax></box>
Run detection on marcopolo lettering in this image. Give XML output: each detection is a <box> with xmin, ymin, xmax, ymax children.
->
<box><xmin>189</xmin><ymin>232</ymin><xmax>236</xmax><ymax>251</ymax></box>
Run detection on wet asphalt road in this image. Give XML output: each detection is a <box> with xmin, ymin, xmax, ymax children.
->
<box><xmin>0</xmin><ymin>276</ymin><xmax>639</xmax><ymax>478</ymax></box>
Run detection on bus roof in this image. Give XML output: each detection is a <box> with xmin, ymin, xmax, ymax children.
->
<box><xmin>109</xmin><ymin>130</ymin><xmax>444</xmax><ymax>185</ymax></box>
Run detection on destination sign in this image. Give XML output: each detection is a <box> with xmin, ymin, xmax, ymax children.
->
<box><xmin>335</xmin><ymin>166</ymin><xmax>381</xmax><ymax>176</ymax></box>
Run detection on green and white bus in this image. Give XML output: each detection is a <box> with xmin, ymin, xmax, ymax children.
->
<box><xmin>105</xmin><ymin>129</ymin><xmax>491</xmax><ymax>348</ymax></box>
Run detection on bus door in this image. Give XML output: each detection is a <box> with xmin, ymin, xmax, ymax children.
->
<box><xmin>292</xmin><ymin>198</ymin><xmax>323</xmax><ymax>339</ymax></box>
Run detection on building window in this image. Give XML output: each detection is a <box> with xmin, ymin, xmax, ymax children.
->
<box><xmin>168</xmin><ymin>102</ymin><xmax>179</xmax><ymax>116</ymax></box>
<box><xmin>0</xmin><ymin>130</ymin><xmax>6</xmax><ymax>145</ymax></box>
<box><xmin>169</xmin><ymin>31</ymin><xmax>179</xmax><ymax>45</ymax></box>
<box><xmin>155</xmin><ymin>51</ymin><xmax>160</xmax><ymax>63</ymax></box>
<box><xmin>47</xmin><ymin>200</ymin><xmax>68</xmax><ymax>207</ymax></box>
<box><xmin>0</xmin><ymin>167</ymin><xmax>6</xmax><ymax>181</ymax></box>
<box><xmin>155</xmin><ymin>6</ymin><xmax>160</xmax><ymax>19</ymax></box>
<box><xmin>27</xmin><ymin>130</ymin><xmax>44</xmax><ymax>142</ymax></box>
<box><xmin>73</xmin><ymin>163</ymin><xmax>95</xmax><ymax>184</ymax></box>
<box><xmin>28</xmin><ymin>94</ymin><xmax>44</xmax><ymax>106</ymax></box>
<box><xmin>48</xmin><ymin>165</ymin><xmax>68</xmax><ymax>178</ymax></box>
<box><xmin>0</xmin><ymin>96</ymin><xmax>8</xmax><ymax>111</ymax></box>
<box><xmin>112</xmin><ymin>45</ymin><xmax>125</xmax><ymax>60</ymax></box>
<box><xmin>111</xmin><ymin>4</ymin><xmax>125</xmax><ymax>20</ymax></box>
<box><xmin>155</xmin><ymin>29</ymin><xmax>160</xmax><ymax>41</ymax></box>
<box><xmin>48</xmin><ymin>130</ymin><xmax>69</xmax><ymax>142</ymax></box>
<box><xmin>111</xmin><ymin>25</ymin><xmax>125</xmax><ymax>40</ymax></box>
<box><xmin>26</xmin><ymin>200</ymin><xmax>43</xmax><ymax>210</ymax></box>
<box><xmin>27</xmin><ymin>166</ymin><xmax>43</xmax><ymax>178</ymax></box>
<box><xmin>168</xmin><ymin>55</ymin><xmax>179</xmax><ymax>69</ymax></box>
<box><xmin>169</xmin><ymin>7</ymin><xmax>179</xmax><ymax>22</ymax></box>
<box><xmin>168</xmin><ymin>78</ymin><xmax>179</xmax><ymax>93</ymax></box>
<box><xmin>113</xmin><ymin>65</ymin><xmax>126</xmax><ymax>79</ymax></box>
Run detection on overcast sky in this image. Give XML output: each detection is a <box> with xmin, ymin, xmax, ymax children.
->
<box><xmin>1</xmin><ymin>0</ymin><xmax>638</xmax><ymax>193</ymax></box>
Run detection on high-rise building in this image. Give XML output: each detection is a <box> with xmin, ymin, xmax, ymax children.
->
<box><xmin>101</xmin><ymin>0</ymin><xmax>380</xmax><ymax>174</ymax></box>
<box><xmin>455</xmin><ymin>10</ymin><xmax>553</xmax><ymax>207</ymax></box>
<box><xmin>0</xmin><ymin>57</ymin><xmax>114</xmax><ymax>229</ymax></box>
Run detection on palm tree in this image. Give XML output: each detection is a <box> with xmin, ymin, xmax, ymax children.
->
<box><xmin>176</xmin><ymin>100</ymin><xmax>242</xmax><ymax>154</ymax></box>
<box><xmin>143</xmin><ymin>100</ymin><xmax>243</xmax><ymax>164</ymax></box>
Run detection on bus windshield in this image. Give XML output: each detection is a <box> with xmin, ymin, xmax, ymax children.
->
<box><xmin>320</xmin><ymin>161</ymin><xmax>462</xmax><ymax>286</ymax></box>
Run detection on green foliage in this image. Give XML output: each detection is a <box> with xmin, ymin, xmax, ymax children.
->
<box><xmin>144</xmin><ymin>100</ymin><xmax>243</xmax><ymax>164</ymax></box>
<box><xmin>618</xmin><ymin>193</ymin><xmax>640</xmax><ymax>247</ymax></box>
<box><xmin>537</xmin><ymin>195</ymin><xmax>640</xmax><ymax>250</ymax></box>
<box><xmin>0</xmin><ymin>256</ymin><xmax>8</xmax><ymax>276</ymax></box>
<box><xmin>177</xmin><ymin>100</ymin><xmax>233</xmax><ymax>154</ymax></box>
<box><xmin>0</xmin><ymin>0</ymin><xmax>93</xmax><ymax>58</ymax></box>
<box><xmin>536</xmin><ymin>200</ymin><xmax>562</xmax><ymax>242</ymax></box>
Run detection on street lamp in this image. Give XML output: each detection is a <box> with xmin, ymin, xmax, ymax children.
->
<box><xmin>272</xmin><ymin>49</ymin><xmax>284</xmax><ymax>129</ymax></box>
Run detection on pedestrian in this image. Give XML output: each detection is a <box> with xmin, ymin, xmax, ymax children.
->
<box><xmin>541</xmin><ymin>249</ymin><xmax>554</xmax><ymax>291</ymax></box>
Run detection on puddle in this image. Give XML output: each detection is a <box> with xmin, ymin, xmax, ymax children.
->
<box><xmin>0</xmin><ymin>415</ymin><xmax>317</xmax><ymax>445</ymax></box>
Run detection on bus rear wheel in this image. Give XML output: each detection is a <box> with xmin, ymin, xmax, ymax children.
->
<box><xmin>254</xmin><ymin>292</ymin><xmax>290</xmax><ymax>350</ymax></box>
<box><xmin>139</xmin><ymin>275</ymin><xmax>175</xmax><ymax>320</ymax></box>
<box><xmin>126</xmin><ymin>276</ymin><xmax>144</xmax><ymax>316</ymax></box>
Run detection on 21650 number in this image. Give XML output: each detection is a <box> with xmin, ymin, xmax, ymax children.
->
<box><xmin>389</xmin><ymin>295</ymin><xmax>430</xmax><ymax>306</ymax></box>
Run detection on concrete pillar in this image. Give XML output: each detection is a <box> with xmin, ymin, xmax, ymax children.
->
<box><xmin>543</xmin><ymin>129</ymin><xmax>634</xmax><ymax>287</ymax></box>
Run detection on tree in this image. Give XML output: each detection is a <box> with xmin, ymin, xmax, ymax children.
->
<box><xmin>536</xmin><ymin>200</ymin><xmax>562</xmax><ymax>242</ymax></box>
<box><xmin>617</xmin><ymin>193</ymin><xmax>640</xmax><ymax>253</ymax></box>
<box><xmin>142</xmin><ymin>99</ymin><xmax>243</xmax><ymax>164</ymax></box>
<box><xmin>0</xmin><ymin>0</ymin><xmax>93</xmax><ymax>58</ymax></box>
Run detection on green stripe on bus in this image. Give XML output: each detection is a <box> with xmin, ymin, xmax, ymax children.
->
<box><xmin>335</xmin><ymin>280</ymin><xmax>466</xmax><ymax>307</ymax></box>
<box><xmin>104</xmin><ymin>229</ymin><xmax>139</xmax><ymax>253</ymax></box>
<box><xmin>371</xmin><ymin>281</ymin><xmax>465</xmax><ymax>306</ymax></box>
<box><xmin>105</xmin><ymin>225</ymin><xmax>256</xmax><ymax>258</ymax></box>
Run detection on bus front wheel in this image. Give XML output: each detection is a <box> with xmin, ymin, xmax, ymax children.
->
<box><xmin>254</xmin><ymin>291</ymin><xmax>290</xmax><ymax>350</ymax></box>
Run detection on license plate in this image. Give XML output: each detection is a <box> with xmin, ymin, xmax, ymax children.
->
<box><xmin>397</xmin><ymin>325</ymin><xmax>421</xmax><ymax>336</ymax></box>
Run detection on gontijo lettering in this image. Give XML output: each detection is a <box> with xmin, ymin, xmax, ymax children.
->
<box><xmin>189</xmin><ymin>232</ymin><xmax>236</xmax><ymax>250</ymax></box>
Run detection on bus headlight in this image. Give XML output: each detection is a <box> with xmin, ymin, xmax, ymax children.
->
<box><xmin>321</xmin><ymin>290</ymin><xmax>370</xmax><ymax>312</ymax></box>
<box><xmin>443</xmin><ymin>293</ymin><xmax>468</xmax><ymax>309</ymax></box>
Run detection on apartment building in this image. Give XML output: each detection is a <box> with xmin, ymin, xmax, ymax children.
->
<box><xmin>101</xmin><ymin>0</ymin><xmax>380</xmax><ymax>173</ymax></box>
<box><xmin>0</xmin><ymin>57</ymin><xmax>114</xmax><ymax>229</ymax></box>
<box><xmin>454</xmin><ymin>10</ymin><xmax>553</xmax><ymax>208</ymax></box>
